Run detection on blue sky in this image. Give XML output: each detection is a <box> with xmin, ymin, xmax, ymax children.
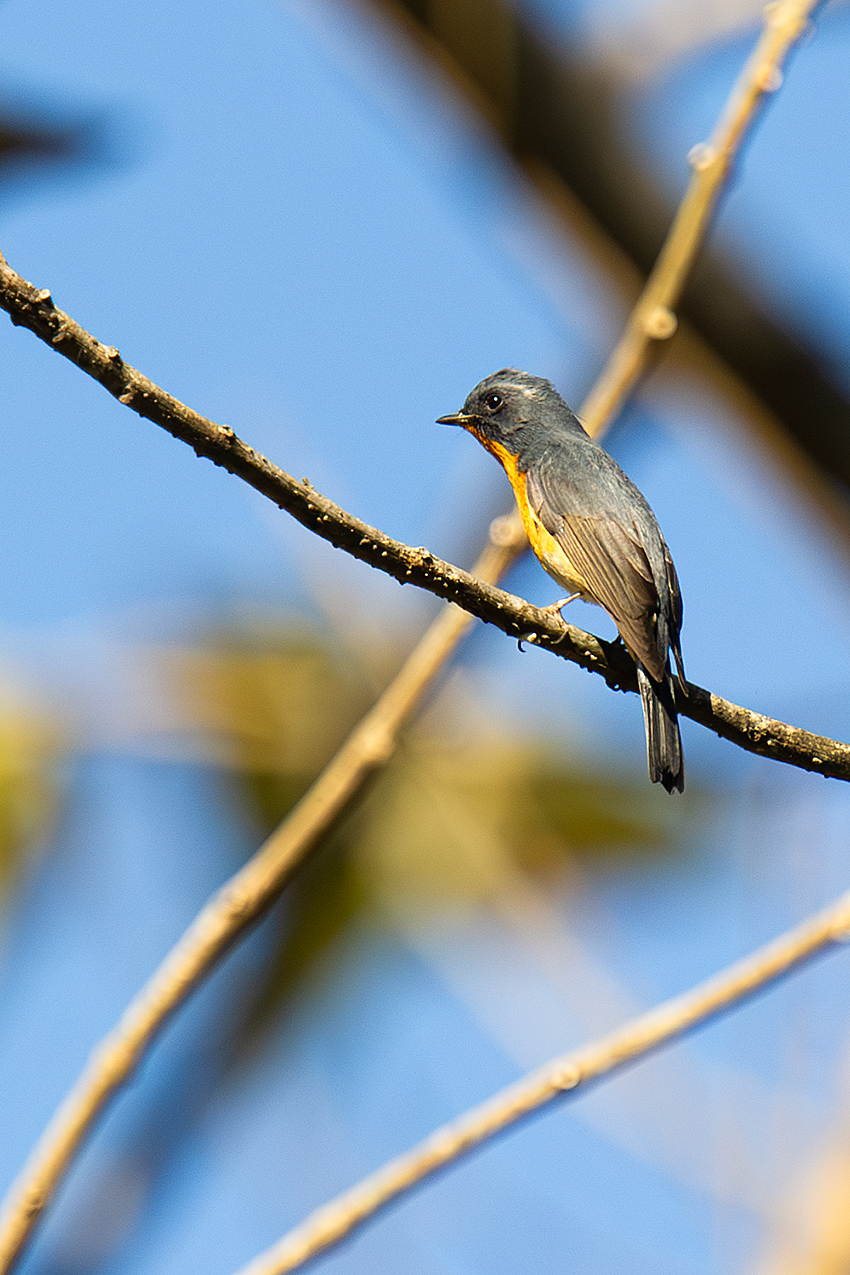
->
<box><xmin>2</xmin><ymin>2</ymin><xmax>850</xmax><ymax>1273</ymax></box>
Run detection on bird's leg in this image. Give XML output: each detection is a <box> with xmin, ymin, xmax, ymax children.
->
<box><xmin>539</xmin><ymin>593</ymin><xmax>581</xmax><ymax>646</ymax></box>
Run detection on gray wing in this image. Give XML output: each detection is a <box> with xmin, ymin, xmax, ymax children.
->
<box><xmin>525</xmin><ymin>449</ymin><xmax>669</xmax><ymax>682</ymax></box>
<box><xmin>663</xmin><ymin>544</ymin><xmax>686</xmax><ymax>687</ymax></box>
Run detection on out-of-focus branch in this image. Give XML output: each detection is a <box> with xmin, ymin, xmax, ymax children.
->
<box><xmin>579</xmin><ymin>0</ymin><xmax>821</xmax><ymax>432</ymax></box>
<box><xmin>0</xmin><ymin>5</ymin><xmax>826</xmax><ymax>1270</ymax></box>
<box><xmin>393</xmin><ymin>0</ymin><xmax>849</xmax><ymax>489</ymax></box>
<box><xmin>0</xmin><ymin>582</ymin><xmax>483</xmax><ymax>1275</ymax></box>
<box><xmin>0</xmin><ymin>475</ymin><xmax>846</xmax><ymax>1275</ymax></box>
<box><xmin>1</xmin><ymin>252</ymin><xmax>847</xmax><ymax>778</ymax></box>
<box><xmin>0</xmin><ymin>533</ymin><xmax>521</xmax><ymax>1275</ymax></box>
<box><xmin>528</xmin><ymin>158</ymin><xmax>850</xmax><ymax>565</ymax></box>
<box><xmin>232</xmin><ymin>891</ymin><xmax>850</xmax><ymax>1275</ymax></box>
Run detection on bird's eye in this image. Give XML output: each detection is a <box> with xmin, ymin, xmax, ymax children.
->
<box><xmin>484</xmin><ymin>392</ymin><xmax>503</xmax><ymax>411</ymax></box>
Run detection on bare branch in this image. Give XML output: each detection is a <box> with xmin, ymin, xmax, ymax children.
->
<box><xmin>231</xmin><ymin>891</ymin><xmax>850</xmax><ymax>1275</ymax></box>
<box><xmin>0</xmin><ymin>0</ymin><xmax>830</xmax><ymax>778</ymax></box>
<box><xmin>0</xmin><ymin>253</ymin><xmax>845</xmax><ymax>779</ymax></box>
<box><xmin>0</xmin><ymin>2</ymin><xmax>828</xmax><ymax>1269</ymax></box>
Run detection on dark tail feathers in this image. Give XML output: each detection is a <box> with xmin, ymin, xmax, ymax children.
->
<box><xmin>636</xmin><ymin>665</ymin><xmax>684</xmax><ymax>794</ymax></box>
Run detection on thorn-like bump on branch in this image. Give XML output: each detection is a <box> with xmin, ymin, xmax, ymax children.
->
<box><xmin>687</xmin><ymin>142</ymin><xmax>718</xmax><ymax>172</ymax></box>
<box><xmin>489</xmin><ymin>513</ymin><xmax>522</xmax><ymax>547</ymax></box>
<box><xmin>22</xmin><ymin>1189</ymin><xmax>44</xmax><ymax>1219</ymax></box>
<box><xmin>35</xmin><ymin>289</ymin><xmax>52</xmax><ymax>305</ymax></box>
<box><xmin>553</xmin><ymin>1063</ymin><xmax>581</xmax><ymax>1091</ymax></box>
<box><xmin>643</xmin><ymin>306</ymin><xmax>678</xmax><ymax>340</ymax></box>
<box><xmin>759</xmin><ymin>65</ymin><xmax>784</xmax><ymax>91</ymax></box>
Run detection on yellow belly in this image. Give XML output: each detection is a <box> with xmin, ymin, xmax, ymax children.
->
<box><xmin>477</xmin><ymin>435</ymin><xmax>592</xmax><ymax>600</ymax></box>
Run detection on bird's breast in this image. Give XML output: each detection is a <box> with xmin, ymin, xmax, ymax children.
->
<box><xmin>477</xmin><ymin>434</ymin><xmax>593</xmax><ymax>601</ymax></box>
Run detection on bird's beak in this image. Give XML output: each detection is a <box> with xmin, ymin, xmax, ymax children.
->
<box><xmin>436</xmin><ymin>412</ymin><xmax>474</xmax><ymax>427</ymax></box>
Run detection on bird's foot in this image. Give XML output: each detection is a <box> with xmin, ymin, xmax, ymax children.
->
<box><xmin>539</xmin><ymin>594</ymin><xmax>580</xmax><ymax>645</ymax></box>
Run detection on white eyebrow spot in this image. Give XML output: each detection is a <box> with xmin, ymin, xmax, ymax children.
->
<box><xmin>500</xmin><ymin>378</ymin><xmax>538</xmax><ymax>399</ymax></box>
<box><xmin>487</xmin><ymin>372</ymin><xmax>552</xmax><ymax>403</ymax></box>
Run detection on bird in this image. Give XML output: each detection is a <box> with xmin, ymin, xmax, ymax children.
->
<box><xmin>437</xmin><ymin>369</ymin><xmax>686</xmax><ymax>793</ymax></box>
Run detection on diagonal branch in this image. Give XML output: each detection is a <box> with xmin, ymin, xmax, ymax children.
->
<box><xmin>0</xmin><ymin>0</ymin><xmax>831</xmax><ymax>775</ymax></box>
<box><xmin>0</xmin><ymin>2</ymin><xmax>827</xmax><ymax>1270</ymax></box>
<box><xmin>232</xmin><ymin>890</ymin><xmax>850</xmax><ymax>1275</ymax></box>
<box><xmin>580</xmin><ymin>0</ymin><xmax>823</xmax><ymax>432</ymax></box>
<box><xmin>0</xmin><ymin>597</ymin><xmax>477</xmax><ymax>1275</ymax></box>
<box><xmin>0</xmin><ymin>252</ymin><xmax>847</xmax><ymax>780</ymax></box>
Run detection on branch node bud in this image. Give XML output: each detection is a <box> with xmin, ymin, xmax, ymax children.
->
<box><xmin>687</xmin><ymin>142</ymin><xmax>717</xmax><ymax>172</ymax></box>
<box><xmin>488</xmin><ymin>514</ymin><xmax>515</xmax><ymax>546</ymax></box>
<box><xmin>759</xmin><ymin>65</ymin><xmax>783</xmax><ymax>92</ymax></box>
<box><xmin>553</xmin><ymin>1063</ymin><xmax>581</xmax><ymax>1091</ymax></box>
<box><xmin>643</xmin><ymin>306</ymin><xmax>678</xmax><ymax>340</ymax></box>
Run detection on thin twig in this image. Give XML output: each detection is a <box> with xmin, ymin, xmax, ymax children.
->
<box><xmin>232</xmin><ymin>893</ymin><xmax>850</xmax><ymax>1275</ymax></box>
<box><xmin>579</xmin><ymin>0</ymin><xmax>822</xmax><ymax>433</ymax></box>
<box><xmin>0</xmin><ymin>2</ymin><xmax>825</xmax><ymax>1270</ymax></box>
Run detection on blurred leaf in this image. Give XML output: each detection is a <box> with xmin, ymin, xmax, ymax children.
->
<box><xmin>165</xmin><ymin>626</ymin><xmax>692</xmax><ymax>1037</ymax></box>
<box><xmin>527</xmin><ymin>765</ymin><xmax>682</xmax><ymax>864</ymax></box>
<box><xmin>0</xmin><ymin>693</ymin><xmax>63</xmax><ymax>902</ymax></box>
<box><xmin>161</xmin><ymin>631</ymin><xmax>373</xmax><ymax>784</ymax></box>
<box><xmin>159</xmin><ymin>631</ymin><xmax>377</xmax><ymax>1042</ymax></box>
<box><xmin>356</xmin><ymin>736</ymin><xmax>684</xmax><ymax>909</ymax></box>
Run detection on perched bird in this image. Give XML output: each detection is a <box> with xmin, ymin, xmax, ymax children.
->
<box><xmin>438</xmin><ymin>369</ymin><xmax>686</xmax><ymax>793</ymax></box>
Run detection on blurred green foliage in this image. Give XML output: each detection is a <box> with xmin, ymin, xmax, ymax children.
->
<box><xmin>165</xmin><ymin>626</ymin><xmax>689</xmax><ymax>1038</ymax></box>
<box><xmin>0</xmin><ymin>692</ymin><xmax>62</xmax><ymax>905</ymax></box>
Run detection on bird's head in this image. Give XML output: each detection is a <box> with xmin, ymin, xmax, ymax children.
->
<box><xmin>437</xmin><ymin>369</ymin><xmax>585</xmax><ymax>455</ymax></box>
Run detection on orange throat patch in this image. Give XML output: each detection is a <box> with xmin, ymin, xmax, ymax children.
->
<box><xmin>467</xmin><ymin>427</ymin><xmax>590</xmax><ymax>599</ymax></box>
